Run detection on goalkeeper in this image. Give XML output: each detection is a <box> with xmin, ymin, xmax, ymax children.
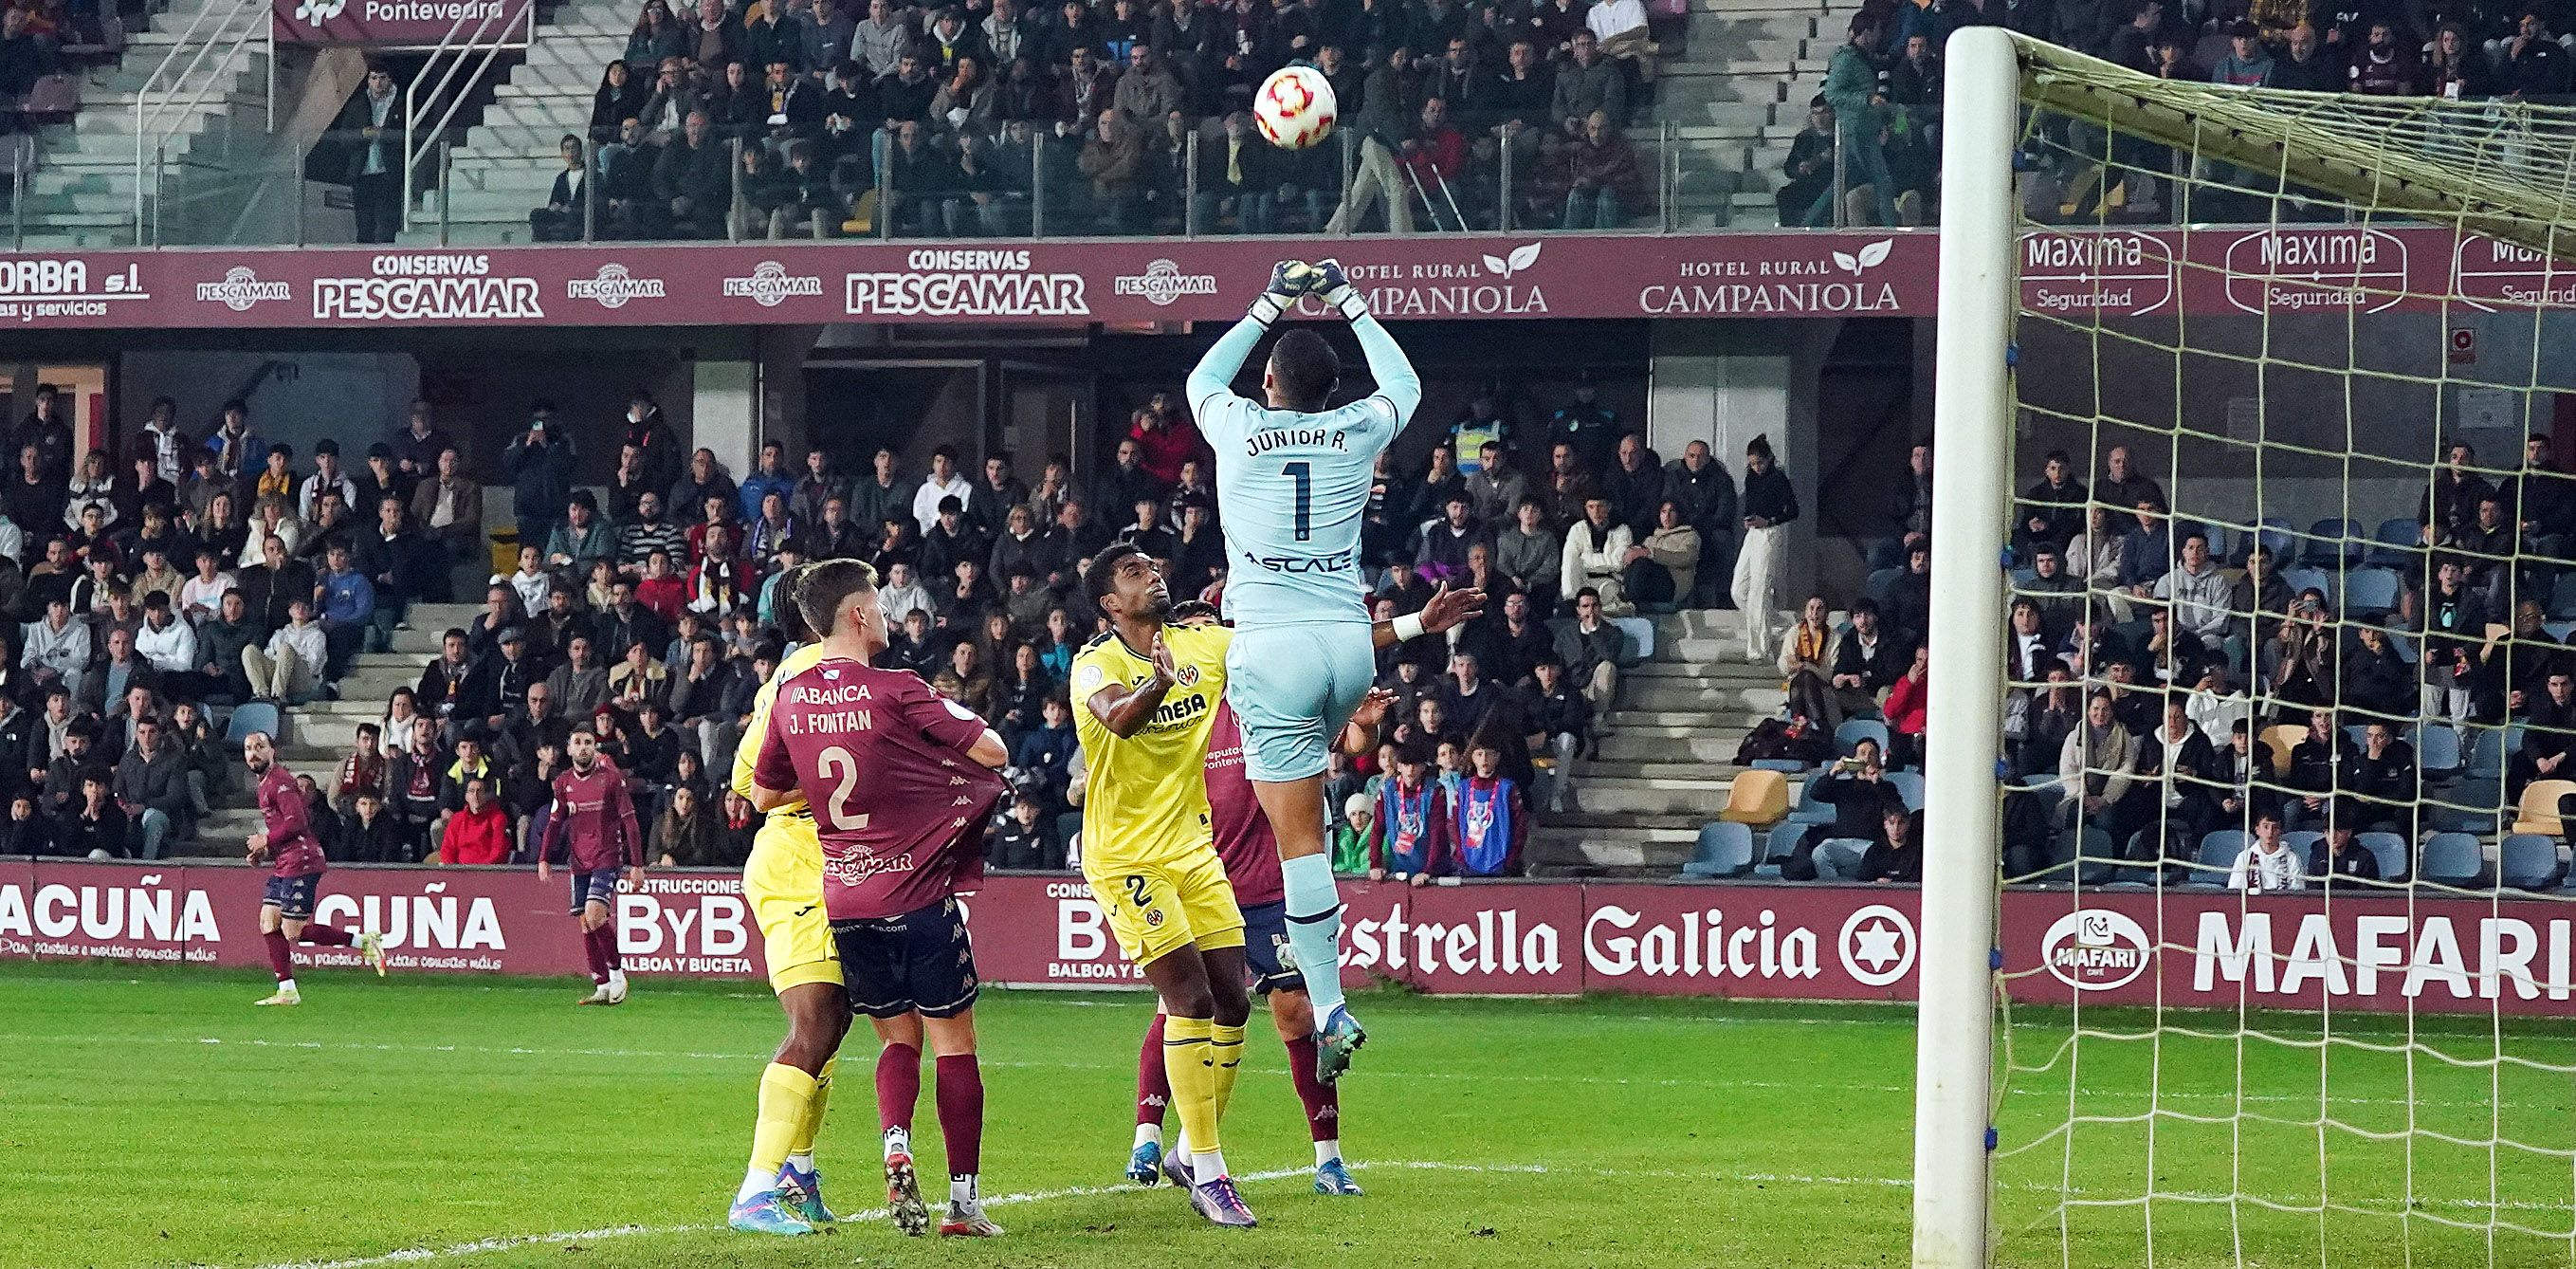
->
<box><xmin>1186</xmin><ymin>260</ymin><xmax>1420</xmax><ymax>1080</ymax></box>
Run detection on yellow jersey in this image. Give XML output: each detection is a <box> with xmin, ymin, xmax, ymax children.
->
<box><xmin>732</xmin><ymin>640</ymin><xmax>831</xmax><ymax>818</ymax></box>
<box><xmin>1070</xmin><ymin>622</ymin><xmax>1232</xmax><ymax>868</ymax></box>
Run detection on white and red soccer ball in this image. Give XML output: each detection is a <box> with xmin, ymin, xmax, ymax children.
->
<box><xmin>1253</xmin><ymin>65</ymin><xmax>1338</xmax><ymax>151</ymax></box>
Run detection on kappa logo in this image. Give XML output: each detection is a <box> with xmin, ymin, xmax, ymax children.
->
<box><xmin>1480</xmin><ymin>242</ymin><xmax>1543</xmax><ymax>279</ymax></box>
<box><xmin>1112</xmin><ymin>258</ymin><xmax>1218</xmax><ymax>306</ymax></box>
<box><xmin>566</xmin><ymin>263</ymin><xmax>666</xmax><ymax>309</ymax></box>
<box><xmin>722</xmin><ymin>259</ymin><xmax>826</xmax><ymax>307</ymax></box>
<box><xmin>195</xmin><ymin>267</ymin><xmax>291</xmax><ymax>312</ymax></box>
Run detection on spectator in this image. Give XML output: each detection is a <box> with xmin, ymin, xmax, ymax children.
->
<box><xmin>530</xmin><ymin>136</ymin><xmax>595</xmax><ymax>242</ymax></box>
<box><xmin>317</xmin><ymin>543</ymin><xmax>375</xmax><ymax>680</ymax></box>
<box><xmin>1367</xmin><ymin>747</ymin><xmax>1450</xmax><ymax>882</ymax></box>
<box><xmin>438</xmin><ymin>777</ymin><xmax>513</xmax><ymax>865</ymax></box>
<box><xmin>2272</xmin><ymin>24</ymin><xmax>2345</xmax><ymax>91</ymax></box>
<box><xmin>111</xmin><ymin>715</ymin><xmax>189</xmax><ymax>859</ymax></box>
<box><xmin>2152</xmin><ymin>531</ymin><xmax>2229</xmax><ymax>652</ymax></box>
<box><xmin>134</xmin><ymin>593</ymin><xmax>196</xmax><ymax>686</ymax></box>
<box><xmin>1621</xmin><ymin>500</ymin><xmax>1700</xmax><ymax>610</ymax></box>
<box><xmin>1563</xmin><ymin>110</ymin><xmax>1641</xmax><ymax>229</ymax></box>
<box><xmin>2226</xmin><ymin>807</ymin><xmax>2308</xmax><ymax>892</ymax></box>
<box><xmin>1662</xmin><ymin>441</ymin><xmax>1735</xmax><ymax>604</ymax></box>
<box><xmin>1810</xmin><ymin>15</ymin><xmax>1893</xmax><ymax>226</ymax></box>
<box><xmin>651</xmin><ymin>110</ymin><xmax>734</xmax><ymax>237</ymax></box>
<box><xmin>1856</xmin><ymin>805</ymin><xmax>1925</xmax><ymax>884</ymax></box>
<box><xmin>1448</xmin><ymin>740</ymin><xmax>1527</xmax><ymax>877</ymax></box>
<box><xmin>1828</xmin><ymin>598</ymin><xmax>1902</xmax><ymax>723</ymax></box>
<box><xmin>334</xmin><ymin>66</ymin><xmax>408</xmax><ymax>244</ymax></box>
<box><xmin>1553</xmin><ymin>587</ymin><xmax>1630</xmax><ymax>714</ymax></box>
<box><xmin>1883</xmin><ymin>643</ymin><xmax>1929</xmax><ymax>768</ymax></box>
<box><xmin>851</xmin><ymin>0</ymin><xmax>909</xmax><ymax>79</ymax></box>
<box><xmin>60</xmin><ymin>772</ymin><xmax>127</xmax><ymax>859</ymax></box>
<box><xmin>2426</xmin><ymin>22</ymin><xmax>2497</xmax><ymax>98</ymax></box>
<box><xmin>2212</xmin><ymin>20</ymin><xmax>2275</xmax><ymax>84</ymax></box>
<box><xmin>192</xmin><ymin>591</ymin><xmax>257</xmax><ymax>704</ymax></box>
<box><xmin>1774</xmin><ymin>97</ymin><xmax>1839</xmax><ymax>225</ymax></box>
<box><xmin>410</xmin><ymin>448</ymin><xmax>483</xmax><ymax>602</ymax></box>
<box><xmin>337</xmin><ymin>790</ymin><xmax>411</xmax><ymax>863</ymax></box>
<box><xmin>244</xmin><ymin>598</ymin><xmax>326</xmax><ymax>704</ymax></box>
<box><xmin>2347</xmin><ymin>20</ymin><xmax>2422</xmax><ymax>93</ymax></box>
<box><xmin>989</xmin><ymin>791</ymin><xmax>1065</xmax><ymax>869</ymax></box>
<box><xmin>2116</xmin><ymin>499</ymin><xmax>2173</xmax><ymax>595</ymax></box>
<box><xmin>1325</xmin><ymin>46</ymin><xmax>1419</xmax><ymax>233</ymax></box>
<box><xmin>1731</xmin><ymin>433</ymin><xmax>1796</xmax><ymax>664</ymax></box>
<box><xmin>1559</xmin><ymin>495</ymin><xmax>1635</xmax><ymax>616</ymax></box>
<box><xmin>2309</xmin><ymin>817</ymin><xmax>2384</xmax><ymax>884</ymax></box>
<box><xmin>653</xmin><ymin>783</ymin><xmax>729</xmax><ymax>866</ymax></box>
<box><xmin>2057</xmin><ymin>690</ymin><xmax>2143</xmax><ymax>843</ymax></box>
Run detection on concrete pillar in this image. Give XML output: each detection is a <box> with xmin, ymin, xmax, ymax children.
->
<box><xmin>690</xmin><ymin>359</ymin><xmax>759</xmax><ymax>480</ymax></box>
<box><xmin>1648</xmin><ymin>320</ymin><xmax>1842</xmax><ymax>604</ymax></box>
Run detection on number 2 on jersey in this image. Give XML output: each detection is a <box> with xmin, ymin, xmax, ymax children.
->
<box><xmin>1283</xmin><ymin>460</ymin><xmax>1312</xmax><ymax>542</ymax></box>
<box><xmin>817</xmin><ymin>745</ymin><xmax>869</xmax><ymax>831</ymax></box>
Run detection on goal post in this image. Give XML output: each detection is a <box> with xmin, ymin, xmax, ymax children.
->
<box><xmin>1915</xmin><ymin>25</ymin><xmax>2576</xmax><ymax>1269</ymax></box>
<box><xmin>1912</xmin><ymin>23</ymin><xmax>2019</xmax><ymax>1269</ymax></box>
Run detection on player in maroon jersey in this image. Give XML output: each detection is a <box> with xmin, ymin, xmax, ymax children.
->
<box><xmin>1126</xmin><ymin>602</ymin><xmax>1397</xmax><ymax>1195</ymax></box>
<box><xmin>749</xmin><ymin>560</ymin><xmax>1014</xmax><ymax>1239</ymax></box>
<box><xmin>538</xmin><ymin>726</ymin><xmax>645</xmax><ymax>1005</ymax></box>
<box><xmin>243</xmin><ymin>731</ymin><xmax>383</xmax><ymax>1005</ymax></box>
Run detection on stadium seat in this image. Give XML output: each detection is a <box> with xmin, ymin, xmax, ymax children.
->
<box><xmin>1865</xmin><ymin>567</ymin><xmax>1902</xmax><ymax>607</ymax></box>
<box><xmin>2074</xmin><ymin>826</ymin><xmax>2120</xmax><ymax>887</ymax></box>
<box><xmin>1718</xmin><ymin>769</ymin><xmax>1790</xmax><ymax>828</ymax></box>
<box><xmin>2108</xmin><ymin>618</ymin><xmax>2153</xmax><ymax>654</ymax></box>
<box><xmin>22</xmin><ymin>73</ymin><xmax>78</xmax><ymax>120</ymax></box>
<box><xmin>1607</xmin><ymin>616</ymin><xmax>1654</xmax><ymax>661</ymax></box>
<box><xmin>2416</xmin><ymin>832</ymin><xmax>2488</xmax><ymax>889</ymax></box>
<box><xmin>1834</xmin><ymin>719</ymin><xmax>1889</xmax><ymax>757</ymax></box>
<box><xmin>2512</xmin><ymin>779</ymin><xmax>2576</xmax><ymax>837</ymax></box>
<box><xmin>2254</xmin><ymin>519</ymin><xmax>2295</xmax><ymax>561</ymax></box>
<box><xmin>2260</xmin><ymin>724</ymin><xmax>2305</xmax><ymax>777</ymax></box>
<box><xmin>2356</xmin><ymin>831</ymin><xmax>2414</xmax><ymax>883</ymax></box>
<box><xmin>224</xmin><ymin>702</ymin><xmax>281</xmax><ymax>745</ymax></box>
<box><xmin>1813</xmin><ymin>837</ymin><xmax>1871</xmax><ymax>881</ymax></box>
<box><xmin>1753</xmin><ymin>823</ymin><xmax>1805</xmax><ymax>879</ymax></box>
<box><xmin>2550</xmin><ymin>622</ymin><xmax>2576</xmax><ymax>643</ymax></box>
<box><xmin>2339</xmin><ymin>567</ymin><xmax>2401</xmax><ymax>617</ymax></box>
<box><xmin>2417</xmin><ymin>726</ymin><xmax>2462</xmax><ymax>781</ymax></box>
<box><xmin>2500</xmin><ymin>834</ymin><xmax>2564</xmax><ymax>891</ymax></box>
<box><xmin>2366</xmin><ymin>517</ymin><xmax>2421</xmax><ymax>567</ymax></box>
<box><xmin>2279</xmin><ymin>565</ymin><xmax>2332</xmax><ymax>604</ymax></box>
<box><xmin>1790</xmin><ymin>776</ymin><xmax>1833</xmax><ymax>820</ymax></box>
<box><xmin>1887</xmin><ymin>771</ymin><xmax>1925</xmax><ymax>811</ymax></box>
<box><xmin>2191</xmin><ymin>830</ymin><xmax>2245</xmax><ymax>885</ymax></box>
<box><xmin>1682</xmin><ymin>822</ymin><xmax>1756</xmax><ymax>879</ymax></box>
<box><xmin>1750</xmin><ymin>757</ymin><xmax>1812</xmax><ymax>773</ymax></box>
<box><xmin>2283</xmin><ymin>830</ymin><xmax>2324</xmax><ymax>862</ymax></box>
<box><xmin>2431</xmin><ymin>777</ymin><xmax>2504</xmax><ymax>836</ymax></box>
<box><xmin>2553</xmin><ymin>574</ymin><xmax>2576</xmax><ymax>620</ymax></box>
<box><xmin>2304</xmin><ymin>518</ymin><xmax>2363</xmax><ymax>568</ymax></box>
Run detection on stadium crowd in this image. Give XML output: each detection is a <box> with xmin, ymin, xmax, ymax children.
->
<box><xmin>521</xmin><ymin>0</ymin><xmax>1672</xmax><ymax>238</ymax></box>
<box><xmin>0</xmin><ymin>369</ymin><xmax>1713</xmax><ymax>883</ymax></box>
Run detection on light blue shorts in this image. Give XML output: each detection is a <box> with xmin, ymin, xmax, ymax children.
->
<box><xmin>1224</xmin><ymin>621</ymin><xmax>1377</xmax><ymax>783</ymax></box>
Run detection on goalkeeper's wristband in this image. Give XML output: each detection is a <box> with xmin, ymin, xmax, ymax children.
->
<box><xmin>1249</xmin><ymin>293</ymin><xmax>1288</xmax><ymax>325</ymax></box>
<box><xmin>1322</xmin><ymin>284</ymin><xmax>1368</xmax><ymax>321</ymax></box>
<box><xmin>1391</xmin><ymin>612</ymin><xmax>1427</xmax><ymax>642</ymax></box>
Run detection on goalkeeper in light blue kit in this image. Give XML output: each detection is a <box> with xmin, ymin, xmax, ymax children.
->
<box><xmin>1186</xmin><ymin>260</ymin><xmax>1419</xmax><ymax>1080</ymax></box>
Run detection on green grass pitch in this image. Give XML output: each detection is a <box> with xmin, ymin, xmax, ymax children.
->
<box><xmin>4</xmin><ymin>962</ymin><xmax>2574</xmax><ymax>1267</ymax></box>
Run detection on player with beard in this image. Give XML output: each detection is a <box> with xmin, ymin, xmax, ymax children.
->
<box><xmin>243</xmin><ymin>730</ymin><xmax>384</xmax><ymax>1005</ymax></box>
<box><xmin>726</xmin><ymin>561</ymin><xmax>854</xmax><ymax>1237</ymax></box>
<box><xmin>1122</xmin><ymin>600</ymin><xmax>1410</xmax><ymax>1197</ymax></box>
<box><xmin>750</xmin><ymin>560</ymin><xmax>1013</xmax><ymax>1239</ymax></box>
<box><xmin>538</xmin><ymin>726</ymin><xmax>644</xmax><ymax>1004</ymax></box>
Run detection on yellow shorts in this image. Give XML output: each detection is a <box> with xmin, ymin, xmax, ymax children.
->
<box><xmin>1082</xmin><ymin>845</ymin><xmax>1245</xmax><ymax>968</ymax></box>
<box><xmin>744</xmin><ymin>812</ymin><xmax>840</xmax><ymax>994</ymax></box>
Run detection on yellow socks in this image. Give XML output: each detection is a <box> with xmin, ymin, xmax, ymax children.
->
<box><xmin>789</xmin><ymin>1058</ymin><xmax>835</xmax><ymax>1163</ymax></box>
<box><xmin>1209</xmin><ymin>1021</ymin><xmax>1246</xmax><ymax>1120</ymax></box>
<box><xmin>1162</xmin><ymin>1015</ymin><xmax>1221</xmax><ymax>1169</ymax></box>
<box><xmin>749</xmin><ymin>1062</ymin><xmax>818</xmax><ymax>1183</ymax></box>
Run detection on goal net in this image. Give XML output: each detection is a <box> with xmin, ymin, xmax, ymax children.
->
<box><xmin>1917</xmin><ymin>28</ymin><xmax>2576</xmax><ymax>1268</ymax></box>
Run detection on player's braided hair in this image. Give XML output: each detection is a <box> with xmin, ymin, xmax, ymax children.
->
<box><xmin>794</xmin><ymin>559</ymin><xmax>879</xmax><ymax>639</ymax></box>
<box><xmin>774</xmin><ymin>561</ymin><xmax>824</xmax><ymax>646</ymax></box>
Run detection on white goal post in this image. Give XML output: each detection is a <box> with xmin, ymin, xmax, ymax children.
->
<box><xmin>1913</xmin><ymin>25</ymin><xmax>2576</xmax><ymax>1268</ymax></box>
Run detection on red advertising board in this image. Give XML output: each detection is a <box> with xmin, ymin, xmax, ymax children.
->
<box><xmin>273</xmin><ymin>0</ymin><xmax>530</xmax><ymax>46</ymax></box>
<box><xmin>0</xmin><ymin>225</ymin><xmax>2550</xmax><ymax>333</ymax></box>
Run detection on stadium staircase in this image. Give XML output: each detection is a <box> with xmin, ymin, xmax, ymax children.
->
<box><xmin>180</xmin><ymin>601</ymin><xmax>484</xmax><ymax>855</ymax></box>
<box><xmin>1530</xmin><ymin>607</ymin><xmax>1779</xmax><ymax>875</ymax></box>
<box><xmin>393</xmin><ymin>0</ymin><xmax>634</xmax><ymax>245</ymax></box>
<box><xmin>1660</xmin><ymin>0</ymin><xmax>1862</xmax><ymax>228</ymax></box>
<box><xmin>10</xmin><ymin>0</ymin><xmax>278</xmax><ymax>248</ymax></box>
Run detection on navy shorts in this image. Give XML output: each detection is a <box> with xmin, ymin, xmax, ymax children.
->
<box><xmin>263</xmin><ymin>874</ymin><xmax>321</xmax><ymax>920</ymax></box>
<box><xmin>1240</xmin><ymin>900</ymin><xmax>1306</xmax><ymax>997</ymax></box>
<box><xmin>567</xmin><ymin>869</ymin><xmax>621</xmax><ymax>914</ymax></box>
<box><xmin>831</xmin><ymin>898</ymin><xmax>979</xmax><ymax>1021</ymax></box>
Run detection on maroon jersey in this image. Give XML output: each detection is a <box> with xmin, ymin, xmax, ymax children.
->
<box><xmin>256</xmin><ymin>763</ymin><xmax>326</xmax><ymax>877</ymax></box>
<box><xmin>541</xmin><ymin>759</ymin><xmax>643</xmax><ymax>871</ymax></box>
<box><xmin>1203</xmin><ymin>704</ymin><xmax>1284</xmax><ymax>908</ymax></box>
<box><xmin>753</xmin><ymin>657</ymin><xmax>1006</xmax><ymax>921</ymax></box>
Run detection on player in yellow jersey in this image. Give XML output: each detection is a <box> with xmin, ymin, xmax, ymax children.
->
<box><xmin>725</xmin><ymin>562</ymin><xmax>851</xmax><ymax>1238</ymax></box>
<box><xmin>1074</xmin><ymin>543</ymin><xmax>1478</xmax><ymax>1228</ymax></box>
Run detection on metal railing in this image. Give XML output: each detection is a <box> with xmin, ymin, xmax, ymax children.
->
<box><xmin>131</xmin><ymin>0</ymin><xmax>274</xmax><ymax>241</ymax></box>
<box><xmin>400</xmin><ymin>0</ymin><xmax>535</xmax><ymax>234</ymax></box>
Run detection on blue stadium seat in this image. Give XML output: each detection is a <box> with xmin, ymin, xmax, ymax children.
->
<box><xmin>1887</xmin><ymin>771</ymin><xmax>1925</xmax><ymax>811</ymax></box>
<box><xmin>2339</xmin><ymin>567</ymin><xmax>2401</xmax><ymax>617</ymax></box>
<box><xmin>1865</xmin><ymin>567</ymin><xmax>1902</xmax><ymax>606</ymax></box>
<box><xmin>1682</xmin><ymin>821</ymin><xmax>1756</xmax><ymax>879</ymax></box>
<box><xmin>2279</xmin><ymin>565</ymin><xmax>2332</xmax><ymax>604</ymax></box>
<box><xmin>2430</xmin><ymin>777</ymin><xmax>2504</xmax><ymax>836</ymax></box>
<box><xmin>2074</xmin><ymin>827</ymin><xmax>2120</xmax><ymax>887</ymax></box>
<box><xmin>1754</xmin><ymin>823</ymin><xmax>1806</xmax><ymax>878</ymax></box>
<box><xmin>1751</xmin><ymin>757</ymin><xmax>1813</xmax><ymax>773</ymax></box>
<box><xmin>2413</xmin><ymin>832</ymin><xmax>2483</xmax><ymax>888</ymax></box>
<box><xmin>2255</xmin><ymin>518</ymin><xmax>2295</xmax><ymax>561</ymax></box>
<box><xmin>2549</xmin><ymin>622</ymin><xmax>2576</xmax><ymax>642</ymax></box>
<box><xmin>2282</xmin><ymin>830</ymin><xmax>2325</xmax><ymax>862</ymax></box>
<box><xmin>2501</xmin><ymin>835</ymin><xmax>2563</xmax><ymax>891</ymax></box>
<box><xmin>2552</xmin><ymin>574</ymin><xmax>2576</xmax><ymax>620</ymax></box>
<box><xmin>2354</xmin><ymin>832</ymin><xmax>2413</xmax><ymax>883</ymax></box>
<box><xmin>2305</xmin><ymin>518</ymin><xmax>2363</xmax><ymax>568</ymax></box>
<box><xmin>1792</xmin><ymin>776</ymin><xmax>1833</xmax><ymax>819</ymax></box>
<box><xmin>2366</xmin><ymin>517</ymin><xmax>2421</xmax><ymax>567</ymax></box>
<box><xmin>1834</xmin><ymin>719</ymin><xmax>1889</xmax><ymax>758</ymax></box>
<box><xmin>1607</xmin><ymin>616</ymin><xmax>1655</xmax><ymax>661</ymax></box>
<box><xmin>225</xmin><ymin>702</ymin><xmax>281</xmax><ymax>745</ymax></box>
<box><xmin>2417</xmin><ymin>726</ymin><xmax>2461</xmax><ymax>781</ymax></box>
<box><xmin>2193</xmin><ymin>830</ymin><xmax>2246</xmax><ymax>885</ymax></box>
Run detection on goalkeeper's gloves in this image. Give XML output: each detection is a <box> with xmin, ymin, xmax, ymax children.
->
<box><xmin>1250</xmin><ymin>259</ymin><xmax>1321</xmax><ymax>324</ymax></box>
<box><xmin>1312</xmin><ymin>258</ymin><xmax>1366</xmax><ymax>320</ymax></box>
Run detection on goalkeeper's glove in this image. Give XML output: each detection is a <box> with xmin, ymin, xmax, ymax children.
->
<box><xmin>1312</xmin><ymin>258</ymin><xmax>1366</xmax><ymax>320</ymax></box>
<box><xmin>1251</xmin><ymin>259</ymin><xmax>1321</xmax><ymax>324</ymax></box>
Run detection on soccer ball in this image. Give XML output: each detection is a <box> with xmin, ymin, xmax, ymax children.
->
<box><xmin>1253</xmin><ymin>65</ymin><xmax>1337</xmax><ymax>151</ymax></box>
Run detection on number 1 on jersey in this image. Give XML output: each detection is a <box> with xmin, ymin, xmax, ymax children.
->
<box><xmin>1283</xmin><ymin>460</ymin><xmax>1312</xmax><ymax>542</ymax></box>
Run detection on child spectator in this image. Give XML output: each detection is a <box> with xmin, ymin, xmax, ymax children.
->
<box><xmin>1368</xmin><ymin>748</ymin><xmax>1451</xmax><ymax>884</ymax></box>
<box><xmin>1450</xmin><ymin>740</ymin><xmax>1528</xmax><ymax>877</ymax></box>
<box><xmin>2226</xmin><ymin>808</ymin><xmax>2307</xmax><ymax>893</ymax></box>
<box><xmin>989</xmin><ymin>790</ymin><xmax>1064</xmax><ymax>870</ymax></box>
<box><xmin>337</xmin><ymin>789</ymin><xmax>411</xmax><ymax>863</ymax></box>
<box><xmin>1331</xmin><ymin>793</ymin><xmax>1374</xmax><ymax>876</ymax></box>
